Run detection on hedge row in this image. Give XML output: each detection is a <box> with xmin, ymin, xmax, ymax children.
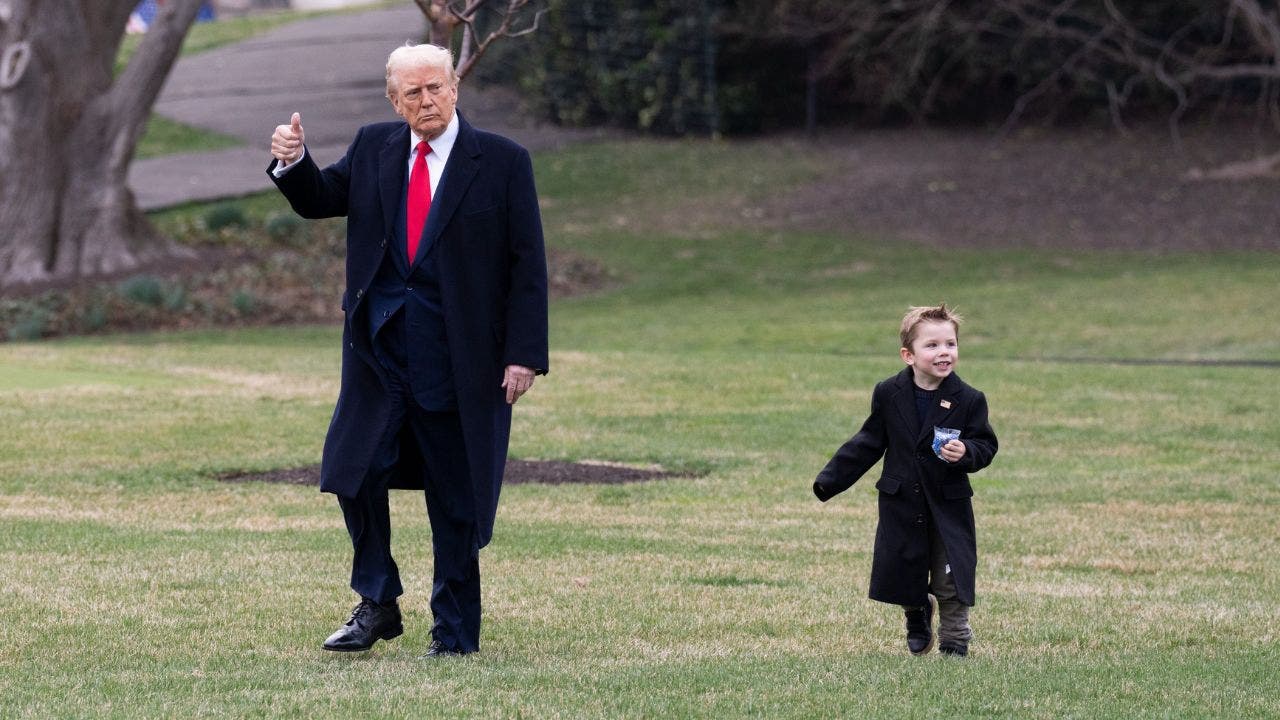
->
<box><xmin>488</xmin><ymin>0</ymin><xmax>1275</xmax><ymax>135</ymax></box>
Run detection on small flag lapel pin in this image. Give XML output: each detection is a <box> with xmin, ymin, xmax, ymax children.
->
<box><xmin>940</xmin><ymin>399</ymin><xmax>952</xmax><ymax>409</ymax></box>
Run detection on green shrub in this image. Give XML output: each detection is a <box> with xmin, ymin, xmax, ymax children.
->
<box><xmin>7</xmin><ymin>307</ymin><xmax>49</xmax><ymax>342</ymax></box>
<box><xmin>119</xmin><ymin>275</ymin><xmax>165</xmax><ymax>307</ymax></box>
<box><xmin>162</xmin><ymin>284</ymin><xmax>189</xmax><ymax>312</ymax></box>
<box><xmin>80</xmin><ymin>302</ymin><xmax>108</xmax><ymax>333</ymax></box>
<box><xmin>231</xmin><ymin>290</ymin><xmax>258</xmax><ymax>316</ymax></box>
<box><xmin>265</xmin><ymin>212</ymin><xmax>305</xmax><ymax>245</ymax></box>
<box><xmin>204</xmin><ymin>203</ymin><xmax>249</xmax><ymax>231</ymax></box>
<box><xmin>520</xmin><ymin>0</ymin><xmax>720</xmax><ymax>135</ymax></box>
<box><xmin>510</xmin><ymin>0</ymin><xmax>1258</xmax><ymax>132</ymax></box>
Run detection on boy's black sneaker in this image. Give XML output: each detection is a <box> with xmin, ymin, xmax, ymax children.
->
<box><xmin>904</xmin><ymin>594</ymin><xmax>936</xmax><ymax>655</ymax></box>
<box><xmin>939</xmin><ymin>641</ymin><xmax>968</xmax><ymax>657</ymax></box>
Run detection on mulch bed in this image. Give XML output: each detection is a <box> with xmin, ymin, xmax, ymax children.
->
<box><xmin>1</xmin><ymin>241</ymin><xmax>612</xmax><ymax>341</ymax></box>
<box><xmin>214</xmin><ymin>459</ymin><xmax>682</xmax><ymax>486</ymax></box>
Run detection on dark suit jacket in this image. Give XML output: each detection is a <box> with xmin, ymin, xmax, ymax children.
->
<box><xmin>814</xmin><ymin>368</ymin><xmax>997</xmax><ymax>606</ymax></box>
<box><xmin>268</xmin><ymin>113</ymin><xmax>548</xmax><ymax>547</ymax></box>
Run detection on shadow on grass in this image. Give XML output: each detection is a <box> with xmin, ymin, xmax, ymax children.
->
<box><xmin>214</xmin><ymin>459</ymin><xmax>695</xmax><ymax>486</ymax></box>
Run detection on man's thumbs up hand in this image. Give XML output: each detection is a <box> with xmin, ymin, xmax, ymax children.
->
<box><xmin>271</xmin><ymin>112</ymin><xmax>306</xmax><ymax>164</ymax></box>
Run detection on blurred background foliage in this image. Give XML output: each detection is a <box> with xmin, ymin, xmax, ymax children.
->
<box><xmin>475</xmin><ymin>0</ymin><xmax>1280</xmax><ymax>136</ymax></box>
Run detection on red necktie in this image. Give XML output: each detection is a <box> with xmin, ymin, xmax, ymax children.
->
<box><xmin>406</xmin><ymin>140</ymin><xmax>432</xmax><ymax>262</ymax></box>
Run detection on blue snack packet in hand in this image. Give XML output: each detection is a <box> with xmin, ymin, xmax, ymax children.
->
<box><xmin>933</xmin><ymin>426</ymin><xmax>961</xmax><ymax>459</ymax></box>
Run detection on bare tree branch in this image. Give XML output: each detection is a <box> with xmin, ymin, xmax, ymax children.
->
<box><xmin>1231</xmin><ymin>0</ymin><xmax>1280</xmax><ymax>55</ymax></box>
<box><xmin>757</xmin><ymin>0</ymin><xmax>1280</xmax><ymax>175</ymax></box>
<box><xmin>410</xmin><ymin>0</ymin><xmax>543</xmax><ymax>81</ymax></box>
<box><xmin>449</xmin><ymin>0</ymin><xmax>545</xmax><ymax>80</ymax></box>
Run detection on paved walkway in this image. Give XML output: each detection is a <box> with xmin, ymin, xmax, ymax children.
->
<box><xmin>131</xmin><ymin>5</ymin><xmax>602</xmax><ymax>210</ymax></box>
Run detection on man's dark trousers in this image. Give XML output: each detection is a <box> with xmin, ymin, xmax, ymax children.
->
<box><xmin>337</xmin><ymin>313</ymin><xmax>482</xmax><ymax>653</ymax></box>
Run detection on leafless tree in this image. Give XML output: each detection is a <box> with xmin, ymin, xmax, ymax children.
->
<box><xmin>735</xmin><ymin>1</ymin><xmax>1280</xmax><ymax>175</ymax></box>
<box><xmin>411</xmin><ymin>0</ymin><xmax>546</xmax><ymax>80</ymax></box>
<box><xmin>0</xmin><ymin>0</ymin><xmax>205</xmax><ymax>287</ymax></box>
<box><xmin>724</xmin><ymin>2</ymin><xmax>1004</xmax><ymax>123</ymax></box>
<box><xmin>995</xmin><ymin>0</ymin><xmax>1280</xmax><ymax>178</ymax></box>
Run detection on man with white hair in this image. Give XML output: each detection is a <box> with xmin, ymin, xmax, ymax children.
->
<box><xmin>268</xmin><ymin>43</ymin><xmax>548</xmax><ymax>657</ymax></box>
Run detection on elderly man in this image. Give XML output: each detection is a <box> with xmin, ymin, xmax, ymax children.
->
<box><xmin>267</xmin><ymin>43</ymin><xmax>548</xmax><ymax>656</ymax></box>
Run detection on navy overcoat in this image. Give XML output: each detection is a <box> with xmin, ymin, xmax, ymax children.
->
<box><xmin>814</xmin><ymin>368</ymin><xmax>997</xmax><ymax>606</ymax></box>
<box><xmin>268</xmin><ymin>114</ymin><xmax>548</xmax><ymax>548</ymax></box>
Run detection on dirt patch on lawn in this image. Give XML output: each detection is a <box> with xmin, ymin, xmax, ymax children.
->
<box><xmin>759</xmin><ymin>123</ymin><xmax>1280</xmax><ymax>252</ymax></box>
<box><xmin>215</xmin><ymin>459</ymin><xmax>684</xmax><ymax>486</ymax></box>
<box><xmin>629</xmin><ymin>122</ymin><xmax>1280</xmax><ymax>252</ymax></box>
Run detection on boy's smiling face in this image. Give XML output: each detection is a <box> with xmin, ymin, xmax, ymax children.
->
<box><xmin>901</xmin><ymin>320</ymin><xmax>958</xmax><ymax>389</ymax></box>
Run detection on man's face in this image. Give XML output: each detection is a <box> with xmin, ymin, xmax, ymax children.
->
<box><xmin>389</xmin><ymin>64</ymin><xmax>457</xmax><ymax>140</ymax></box>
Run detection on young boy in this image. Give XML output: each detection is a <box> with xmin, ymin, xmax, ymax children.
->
<box><xmin>814</xmin><ymin>304</ymin><xmax>997</xmax><ymax>657</ymax></box>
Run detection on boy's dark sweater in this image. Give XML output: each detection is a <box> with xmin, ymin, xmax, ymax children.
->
<box><xmin>913</xmin><ymin>385</ymin><xmax>936</xmax><ymax>433</ymax></box>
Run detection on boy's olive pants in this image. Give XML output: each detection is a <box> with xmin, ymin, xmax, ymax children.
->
<box><xmin>903</xmin><ymin>520</ymin><xmax>973</xmax><ymax>645</ymax></box>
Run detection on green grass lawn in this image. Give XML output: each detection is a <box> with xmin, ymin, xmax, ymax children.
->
<box><xmin>2</xmin><ymin>138</ymin><xmax>1278</xmax><ymax>718</ymax></box>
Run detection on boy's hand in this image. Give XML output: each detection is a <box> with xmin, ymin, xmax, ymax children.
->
<box><xmin>939</xmin><ymin>439</ymin><xmax>966</xmax><ymax>463</ymax></box>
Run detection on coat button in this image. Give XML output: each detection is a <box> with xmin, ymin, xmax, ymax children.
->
<box><xmin>913</xmin><ymin>483</ymin><xmax>921</xmax><ymax>494</ymax></box>
<box><xmin>380</xmin><ymin>238</ymin><xmax>388</xmax><ymax>248</ymax></box>
<box><xmin>348</xmin><ymin>342</ymin><xmax>354</xmax><ymax>349</ymax></box>
<box><xmin>916</xmin><ymin>514</ymin><xmax>926</xmax><ymax>525</ymax></box>
<box><xmin>382</xmin><ymin>310</ymin><xmax>390</xmax><ymax>318</ymax></box>
<box><xmin>355</xmin><ymin>289</ymin><xmax>363</xmax><ymax>299</ymax></box>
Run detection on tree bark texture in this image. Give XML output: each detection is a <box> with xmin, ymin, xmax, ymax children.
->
<box><xmin>0</xmin><ymin>0</ymin><xmax>202</xmax><ymax>287</ymax></box>
<box><xmin>416</xmin><ymin>0</ymin><xmax>458</xmax><ymax>49</ymax></box>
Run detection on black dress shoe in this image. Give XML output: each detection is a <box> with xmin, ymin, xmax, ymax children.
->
<box><xmin>420</xmin><ymin>639</ymin><xmax>470</xmax><ymax>658</ymax></box>
<box><xmin>322</xmin><ymin>598</ymin><xmax>403</xmax><ymax>652</ymax></box>
<box><xmin>904</xmin><ymin>594</ymin><xmax>937</xmax><ymax>656</ymax></box>
<box><xmin>939</xmin><ymin>640</ymin><xmax>969</xmax><ymax>657</ymax></box>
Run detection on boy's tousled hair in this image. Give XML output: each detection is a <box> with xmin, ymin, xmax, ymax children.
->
<box><xmin>900</xmin><ymin>304</ymin><xmax>963</xmax><ymax>350</ymax></box>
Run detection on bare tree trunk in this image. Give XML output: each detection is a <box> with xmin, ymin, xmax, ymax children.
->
<box><xmin>0</xmin><ymin>0</ymin><xmax>201</xmax><ymax>287</ymax></box>
<box><xmin>416</xmin><ymin>0</ymin><xmax>459</xmax><ymax>49</ymax></box>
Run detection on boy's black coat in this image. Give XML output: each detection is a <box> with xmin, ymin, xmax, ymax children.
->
<box><xmin>814</xmin><ymin>367</ymin><xmax>998</xmax><ymax>607</ymax></box>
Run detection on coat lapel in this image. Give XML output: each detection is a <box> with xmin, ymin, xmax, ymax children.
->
<box><xmin>889</xmin><ymin>367</ymin><xmax>919</xmax><ymax>435</ymax></box>
<box><xmin>378</xmin><ymin>124</ymin><xmax>410</xmax><ymax>268</ymax></box>
<box><xmin>411</xmin><ymin>113</ymin><xmax>481</xmax><ymax>273</ymax></box>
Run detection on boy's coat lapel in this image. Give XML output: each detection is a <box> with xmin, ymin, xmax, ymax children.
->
<box><xmin>889</xmin><ymin>368</ymin><xmax>919</xmax><ymax>436</ymax></box>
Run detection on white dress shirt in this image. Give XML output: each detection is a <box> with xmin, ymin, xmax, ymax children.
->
<box><xmin>408</xmin><ymin>112</ymin><xmax>458</xmax><ymax>201</ymax></box>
